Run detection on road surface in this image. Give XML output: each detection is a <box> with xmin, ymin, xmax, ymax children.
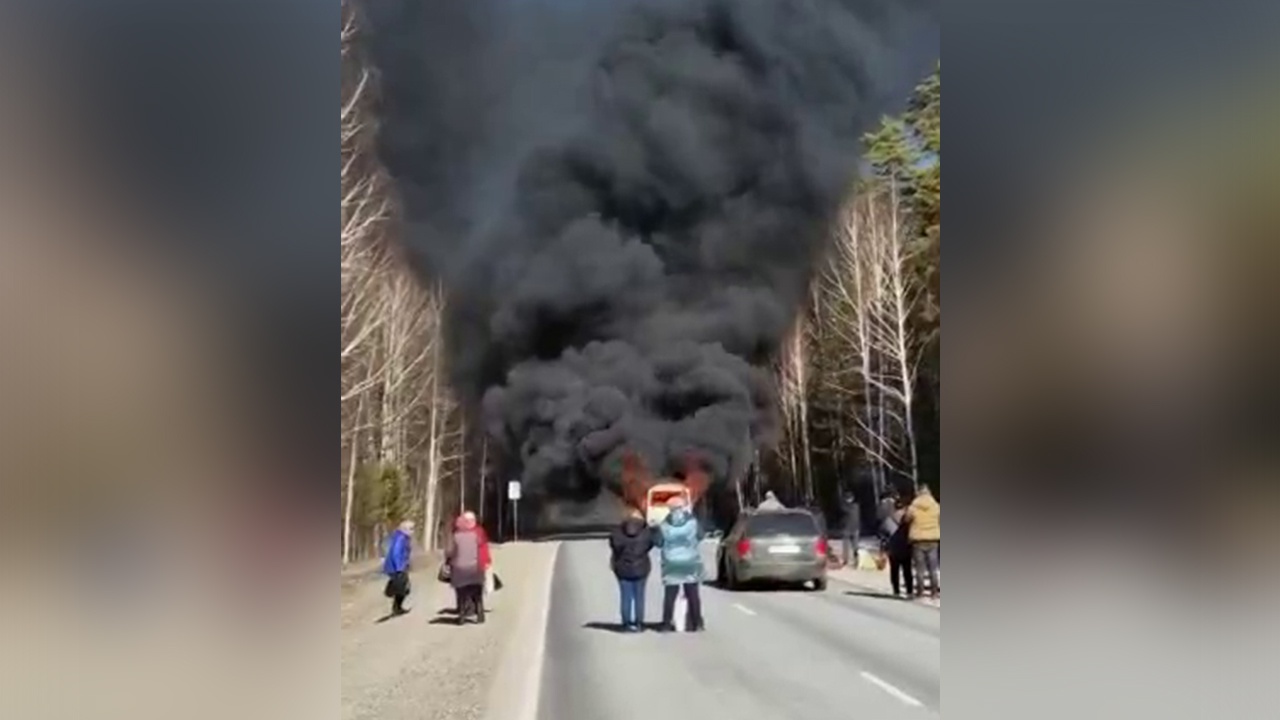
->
<box><xmin>341</xmin><ymin>543</ymin><xmax>557</xmax><ymax>720</ymax></box>
<box><xmin>537</xmin><ymin>539</ymin><xmax>940</xmax><ymax>720</ymax></box>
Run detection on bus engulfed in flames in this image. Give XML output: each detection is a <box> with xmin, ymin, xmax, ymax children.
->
<box><xmin>619</xmin><ymin>451</ymin><xmax>712</xmax><ymax>527</ymax></box>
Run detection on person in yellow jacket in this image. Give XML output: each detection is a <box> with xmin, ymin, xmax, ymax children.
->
<box><xmin>905</xmin><ymin>485</ymin><xmax>941</xmax><ymax>598</ymax></box>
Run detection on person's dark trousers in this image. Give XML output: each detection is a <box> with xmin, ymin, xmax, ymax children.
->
<box><xmin>388</xmin><ymin>571</ymin><xmax>409</xmax><ymax>614</ymax></box>
<box><xmin>842</xmin><ymin>530</ymin><xmax>859</xmax><ymax>567</ymax></box>
<box><xmin>617</xmin><ymin>578</ymin><xmax>646</xmax><ymax>630</ymax></box>
<box><xmin>661</xmin><ymin>583</ymin><xmax>704</xmax><ymax>631</ymax></box>
<box><xmin>888</xmin><ymin>550</ymin><xmax>914</xmax><ymax>597</ymax></box>
<box><xmin>911</xmin><ymin>540</ymin><xmax>940</xmax><ymax>597</ymax></box>
<box><xmin>456</xmin><ymin>584</ymin><xmax>485</xmax><ymax>623</ymax></box>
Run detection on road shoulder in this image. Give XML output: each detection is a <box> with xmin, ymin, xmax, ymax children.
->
<box><xmin>482</xmin><ymin>542</ymin><xmax>559</xmax><ymax>720</ymax></box>
<box><xmin>341</xmin><ymin>542</ymin><xmax>559</xmax><ymax>720</ymax></box>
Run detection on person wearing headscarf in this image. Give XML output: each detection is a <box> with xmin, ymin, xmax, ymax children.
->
<box><xmin>445</xmin><ymin>510</ymin><xmax>492</xmax><ymax>623</ymax></box>
<box><xmin>655</xmin><ymin>495</ymin><xmax>705</xmax><ymax>632</ymax></box>
<box><xmin>382</xmin><ymin>519</ymin><xmax>414</xmax><ymax>616</ymax></box>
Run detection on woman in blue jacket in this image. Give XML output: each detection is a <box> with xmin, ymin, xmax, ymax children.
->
<box><xmin>383</xmin><ymin>519</ymin><xmax>414</xmax><ymax>616</ymax></box>
<box><xmin>655</xmin><ymin>496</ymin><xmax>705</xmax><ymax>632</ymax></box>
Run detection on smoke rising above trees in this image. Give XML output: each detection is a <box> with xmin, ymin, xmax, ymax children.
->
<box><xmin>360</xmin><ymin>0</ymin><xmax>938</xmax><ymax>504</ymax></box>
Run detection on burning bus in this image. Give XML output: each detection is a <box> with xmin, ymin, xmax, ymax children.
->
<box><xmin>621</xmin><ymin>451</ymin><xmax>710</xmax><ymax>526</ymax></box>
<box><xmin>642</xmin><ymin>481</ymin><xmax>693</xmax><ymax>526</ymax></box>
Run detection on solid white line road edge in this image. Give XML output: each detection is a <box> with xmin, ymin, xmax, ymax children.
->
<box><xmin>482</xmin><ymin>542</ymin><xmax>561</xmax><ymax>720</ymax></box>
<box><xmin>731</xmin><ymin>602</ymin><xmax>757</xmax><ymax>616</ymax></box>
<box><xmin>860</xmin><ymin>671</ymin><xmax>923</xmax><ymax>707</ymax></box>
<box><xmin>517</xmin><ymin>542</ymin><xmax>559</xmax><ymax>720</ymax></box>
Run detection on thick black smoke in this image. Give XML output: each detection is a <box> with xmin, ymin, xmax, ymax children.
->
<box><xmin>363</xmin><ymin>0</ymin><xmax>937</xmax><ymax>502</ymax></box>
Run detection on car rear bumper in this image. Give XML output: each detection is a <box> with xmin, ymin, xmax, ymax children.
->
<box><xmin>737</xmin><ymin>560</ymin><xmax>826</xmax><ymax>583</ymax></box>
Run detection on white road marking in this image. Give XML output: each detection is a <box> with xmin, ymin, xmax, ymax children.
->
<box><xmin>482</xmin><ymin>542</ymin><xmax>559</xmax><ymax>720</ymax></box>
<box><xmin>732</xmin><ymin>602</ymin><xmax>757</xmax><ymax>616</ymax></box>
<box><xmin>518</xmin><ymin>543</ymin><xmax>560</xmax><ymax>720</ymax></box>
<box><xmin>860</xmin><ymin>671</ymin><xmax>923</xmax><ymax>707</ymax></box>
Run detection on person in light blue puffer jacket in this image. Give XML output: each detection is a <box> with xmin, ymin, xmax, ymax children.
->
<box><xmin>655</xmin><ymin>496</ymin><xmax>705</xmax><ymax>632</ymax></box>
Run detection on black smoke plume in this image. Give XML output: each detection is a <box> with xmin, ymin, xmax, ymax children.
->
<box><xmin>362</xmin><ymin>0</ymin><xmax>937</xmax><ymax>502</ymax></box>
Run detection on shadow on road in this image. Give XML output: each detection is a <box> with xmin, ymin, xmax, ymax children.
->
<box><xmin>842</xmin><ymin>589</ymin><xmax>903</xmax><ymax>601</ymax></box>
<box><xmin>582</xmin><ymin>621</ymin><xmax>665</xmax><ymax>633</ymax></box>
<box><xmin>704</xmin><ymin>580</ymin><xmax>819</xmax><ymax>594</ymax></box>
<box><xmin>374</xmin><ymin>609</ymin><xmax>412</xmax><ymax>624</ymax></box>
<box><xmin>842</xmin><ymin>590</ymin><xmax>942</xmax><ymax>610</ymax></box>
<box><xmin>426</xmin><ymin>606</ymin><xmax>499</xmax><ymax>626</ymax></box>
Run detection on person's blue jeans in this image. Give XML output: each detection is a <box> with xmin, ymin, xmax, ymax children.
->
<box><xmin>618</xmin><ymin>578</ymin><xmax>646</xmax><ymax>629</ymax></box>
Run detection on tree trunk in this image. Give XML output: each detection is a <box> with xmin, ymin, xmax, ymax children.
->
<box><xmin>342</xmin><ymin>393</ymin><xmax>365</xmax><ymax>565</ymax></box>
<box><xmin>888</xmin><ymin>183</ymin><xmax>920</xmax><ymax>485</ymax></box>
<box><xmin>422</xmin><ymin>334</ymin><xmax>442</xmax><ymax>550</ymax></box>
<box><xmin>479</xmin><ymin>436</ymin><xmax>488</xmax><ymax>523</ymax></box>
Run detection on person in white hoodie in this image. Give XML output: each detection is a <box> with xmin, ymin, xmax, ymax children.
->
<box><xmin>757</xmin><ymin>490</ymin><xmax>785</xmax><ymax>511</ymax></box>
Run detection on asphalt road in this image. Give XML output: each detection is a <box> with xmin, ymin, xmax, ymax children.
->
<box><xmin>537</xmin><ymin>539</ymin><xmax>940</xmax><ymax>720</ymax></box>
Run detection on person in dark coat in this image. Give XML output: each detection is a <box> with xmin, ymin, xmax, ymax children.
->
<box><xmin>382</xmin><ymin>519</ymin><xmax>414</xmax><ymax>616</ymax></box>
<box><xmin>838</xmin><ymin>490</ymin><xmax>861</xmax><ymax>567</ymax></box>
<box><xmin>609</xmin><ymin>507</ymin><xmax>657</xmax><ymax>632</ymax></box>
<box><xmin>445</xmin><ymin>512</ymin><xmax>491</xmax><ymax>623</ymax></box>
<box><xmin>884</xmin><ymin>499</ymin><xmax>914</xmax><ymax>598</ymax></box>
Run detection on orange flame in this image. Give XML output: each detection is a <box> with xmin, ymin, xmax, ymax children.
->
<box><xmin>620</xmin><ymin>450</ymin><xmax>652</xmax><ymax>511</ymax></box>
<box><xmin>680</xmin><ymin>453</ymin><xmax>711</xmax><ymax>503</ymax></box>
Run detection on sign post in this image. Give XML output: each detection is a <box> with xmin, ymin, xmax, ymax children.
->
<box><xmin>507</xmin><ymin>480</ymin><xmax>522</xmax><ymax>542</ymax></box>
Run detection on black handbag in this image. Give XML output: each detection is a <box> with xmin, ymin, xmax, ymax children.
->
<box><xmin>436</xmin><ymin>562</ymin><xmax>452</xmax><ymax>583</ymax></box>
<box><xmin>385</xmin><ymin>571</ymin><xmax>411</xmax><ymax>597</ymax></box>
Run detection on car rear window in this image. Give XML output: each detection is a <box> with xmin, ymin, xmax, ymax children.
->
<box><xmin>745</xmin><ymin>512</ymin><xmax>819</xmax><ymax>537</ymax></box>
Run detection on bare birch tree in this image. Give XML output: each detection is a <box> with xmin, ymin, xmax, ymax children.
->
<box><xmin>819</xmin><ymin>187</ymin><xmax>922</xmax><ymax>497</ymax></box>
<box><xmin>341</xmin><ymin>0</ymin><xmax>469</xmax><ymax>560</ymax></box>
<box><xmin>775</xmin><ymin>313</ymin><xmax>815</xmax><ymax>503</ymax></box>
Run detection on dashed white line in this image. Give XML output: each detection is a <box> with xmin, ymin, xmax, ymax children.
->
<box><xmin>860</xmin><ymin>671</ymin><xmax>923</xmax><ymax>707</ymax></box>
<box><xmin>731</xmin><ymin>602</ymin><xmax>757</xmax><ymax>616</ymax></box>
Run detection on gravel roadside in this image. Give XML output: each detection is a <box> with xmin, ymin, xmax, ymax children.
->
<box><xmin>342</xmin><ymin>542</ymin><xmax>558</xmax><ymax>720</ymax></box>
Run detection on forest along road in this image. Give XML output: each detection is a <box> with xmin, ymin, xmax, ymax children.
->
<box><xmin>341</xmin><ymin>542</ymin><xmax>558</xmax><ymax>720</ymax></box>
<box><xmin>537</xmin><ymin>539</ymin><xmax>940</xmax><ymax>720</ymax></box>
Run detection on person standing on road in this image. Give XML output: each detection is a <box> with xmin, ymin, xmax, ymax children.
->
<box><xmin>609</xmin><ymin>506</ymin><xmax>657</xmax><ymax>632</ymax></box>
<box><xmin>446</xmin><ymin>511</ymin><xmax>492</xmax><ymax>623</ymax></box>
<box><xmin>838</xmin><ymin>490</ymin><xmax>861</xmax><ymax>568</ymax></box>
<box><xmin>655</xmin><ymin>496</ymin><xmax>705</xmax><ymax>632</ymax></box>
<box><xmin>884</xmin><ymin>498</ymin><xmax>914</xmax><ymax>598</ymax></box>
<box><xmin>464</xmin><ymin>511</ymin><xmax>498</xmax><ymax>607</ymax></box>
<box><xmin>905</xmin><ymin>485</ymin><xmax>941</xmax><ymax>598</ymax></box>
<box><xmin>758</xmin><ymin>490</ymin><xmax>785</xmax><ymax>511</ymax></box>
<box><xmin>382</xmin><ymin>519</ymin><xmax>414</xmax><ymax>616</ymax></box>
<box><xmin>878</xmin><ymin>490</ymin><xmax>899</xmax><ymax>539</ymax></box>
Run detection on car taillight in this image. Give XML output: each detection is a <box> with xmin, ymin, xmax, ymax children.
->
<box><xmin>815</xmin><ymin>537</ymin><xmax>829</xmax><ymax>557</ymax></box>
<box><xmin>736</xmin><ymin>538</ymin><xmax>751</xmax><ymax>558</ymax></box>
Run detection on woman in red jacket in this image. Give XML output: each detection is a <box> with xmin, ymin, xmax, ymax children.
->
<box><xmin>446</xmin><ymin>511</ymin><xmax>491</xmax><ymax>623</ymax></box>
